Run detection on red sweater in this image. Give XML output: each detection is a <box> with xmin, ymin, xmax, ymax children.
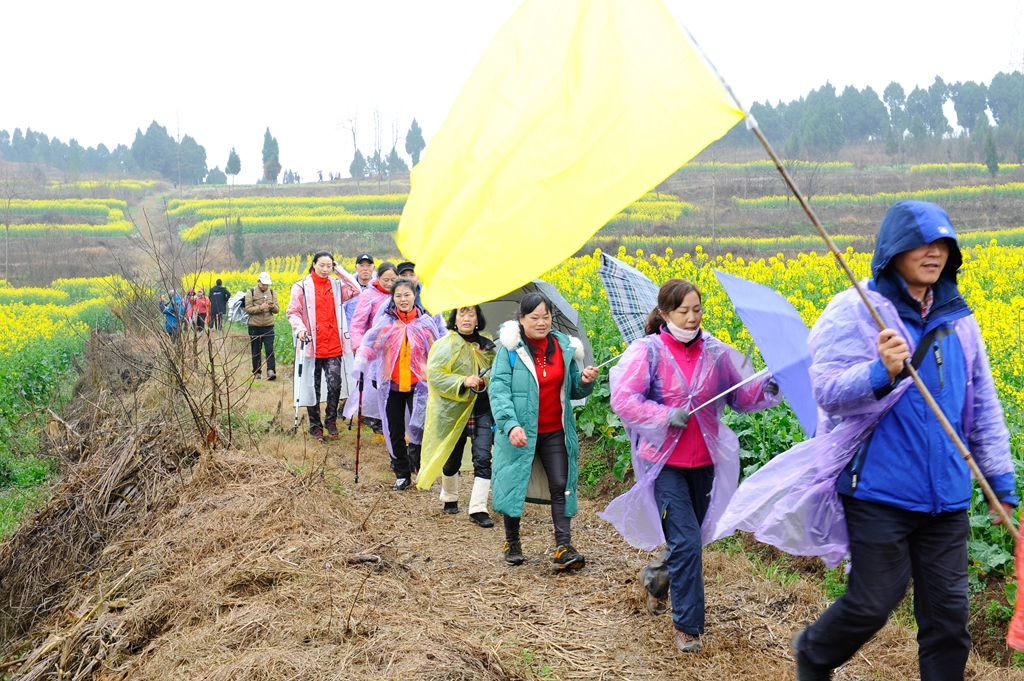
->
<box><xmin>660</xmin><ymin>329</ymin><xmax>713</xmax><ymax>468</ymax></box>
<box><xmin>527</xmin><ymin>336</ymin><xmax>565</xmax><ymax>434</ymax></box>
<box><xmin>313</xmin><ymin>275</ymin><xmax>343</xmax><ymax>358</ymax></box>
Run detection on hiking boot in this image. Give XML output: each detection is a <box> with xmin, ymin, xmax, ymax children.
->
<box><xmin>326</xmin><ymin>422</ymin><xmax>339</xmax><ymax>439</ymax></box>
<box><xmin>253</xmin><ymin>371</ymin><xmax>262</xmax><ymax>381</ymax></box>
<box><xmin>503</xmin><ymin>541</ymin><xmax>525</xmax><ymax>566</ymax></box>
<box><xmin>646</xmin><ymin>591</ymin><xmax>668</xmax><ymax>616</ymax></box>
<box><xmin>443</xmin><ymin>501</ymin><xmax>459</xmax><ymax>514</ymax></box>
<box><xmin>792</xmin><ymin>630</ymin><xmax>831</xmax><ymax>680</ymax></box>
<box><xmin>267</xmin><ymin>369</ymin><xmax>276</xmax><ymax>381</ymax></box>
<box><xmin>470</xmin><ymin>512</ymin><xmax>495</xmax><ymax>528</ymax></box>
<box><xmin>311</xmin><ymin>426</ymin><xmax>324</xmax><ymax>442</ymax></box>
<box><xmin>553</xmin><ymin>545</ymin><xmax>585</xmax><ymax>571</ymax></box>
<box><xmin>674</xmin><ymin>630</ymin><xmax>702</xmax><ymax>654</ymax></box>
<box><xmin>373</xmin><ymin>433</ymin><xmax>386</xmax><ymax>445</ymax></box>
<box><xmin>393</xmin><ymin>478</ymin><xmax>411</xmax><ymax>491</ymax></box>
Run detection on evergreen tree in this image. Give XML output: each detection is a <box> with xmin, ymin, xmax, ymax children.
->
<box><xmin>405</xmin><ymin>119</ymin><xmax>426</xmax><ymax>165</ymax></box>
<box><xmin>883</xmin><ymin>82</ymin><xmax>908</xmax><ymax>137</ymax></box>
<box><xmin>261</xmin><ymin>128</ymin><xmax>281</xmax><ymax>183</ymax></box>
<box><xmin>386</xmin><ymin>146</ymin><xmax>409</xmax><ymax>175</ymax></box>
<box><xmin>350</xmin><ymin>149</ymin><xmax>366</xmax><ymax>183</ymax></box>
<box><xmin>985</xmin><ymin>129</ymin><xmax>1000</xmax><ymax>177</ymax></box>
<box><xmin>951</xmin><ymin>80</ymin><xmax>989</xmax><ymax>133</ymax></box>
<box><xmin>885</xmin><ymin>125</ymin><xmax>900</xmax><ymax>161</ymax></box>
<box><xmin>225</xmin><ymin>148</ymin><xmax>241</xmax><ymax>181</ymax></box>
<box><xmin>800</xmin><ymin>83</ymin><xmax>845</xmax><ymax>157</ymax></box>
<box><xmin>205</xmin><ymin>166</ymin><xmax>227</xmax><ymax>184</ymax></box>
<box><xmin>232</xmin><ymin>217</ymin><xmax>245</xmax><ymax>263</ymax></box>
<box><xmin>178</xmin><ymin>135</ymin><xmax>208</xmax><ymax>185</ymax></box>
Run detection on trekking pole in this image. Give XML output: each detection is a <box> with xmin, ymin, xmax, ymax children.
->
<box><xmin>747</xmin><ymin>120</ymin><xmax>1018</xmax><ymax>538</ymax></box>
<box><xmin>354</xmin><ymin>372</ymin><xmax>364</xmax><ymax>483</ymax></box>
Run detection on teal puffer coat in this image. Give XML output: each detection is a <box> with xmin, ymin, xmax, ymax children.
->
<box><xmin>490</xmin><ymin>323</ymin><xmax>594</xmax><ymax>518</ymax></box>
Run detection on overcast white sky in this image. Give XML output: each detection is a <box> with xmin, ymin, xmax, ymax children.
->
<box><xmin>4</xmin><ymin>0</ymin><xmax>1020</xmax><ymax>181</ymax></box>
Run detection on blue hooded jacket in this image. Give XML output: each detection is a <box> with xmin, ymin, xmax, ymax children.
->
<box><xmin>835</xmin><ymin>200</ymin><xmax>1017</xmax><ymax>511</ymax></box>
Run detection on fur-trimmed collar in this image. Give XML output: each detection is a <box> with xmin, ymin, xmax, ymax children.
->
<box><xmin>498</xmin><ymin>321</ymin><xmax>584</xmax><ymax>362</ymax></box>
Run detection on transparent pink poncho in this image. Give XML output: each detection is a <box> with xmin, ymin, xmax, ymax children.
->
<box><xmin>599</xmin><ymin>331</ymin><xmax>781</xmax><ymax>551</ymax></box>
<box><xmin>710</xmin><ymin>285</ymin><xmax>1007</xmax><ymax>567</ymax></box>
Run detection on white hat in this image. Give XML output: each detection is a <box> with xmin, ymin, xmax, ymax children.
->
<box><xmin>258</xmin><ymin>272</ymin><xmax>272</xmax><ymax>285</ymax></box>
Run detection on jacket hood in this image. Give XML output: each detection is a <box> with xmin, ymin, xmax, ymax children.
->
<box><xmin>871</xmin><ymin>200</ymin><xmax>962</xmax><ymax>281</ymax></box>
<box><xmin>498</xmin><ymin>321</ymin><xmax>584</xmax><ymax>362</ymax></box>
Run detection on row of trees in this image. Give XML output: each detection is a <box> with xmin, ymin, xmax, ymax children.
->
<box><xmin>723</xmin><ymin>71</ymin><xmax>1024</xmax><ymax>161</ymax></box>
<box><xmin>347</xmin><ymin>114</ymin><xmax>423</xmax><ymax>182</ymax></box>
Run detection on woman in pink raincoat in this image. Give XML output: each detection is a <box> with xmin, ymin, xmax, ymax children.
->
<box><xmin>601</xmin><ymin>279</ymin><xmax>781</xmax><ymax>654</ymax></box>
<box><xmin>352</xmin><ymin>278</ymin><xmax>440</xmax><ymax>490</ymax></box>
<box><xmin>350</xmin><ymin>262</ymin><xmax>398</xmax><ymax>351</ymax></box>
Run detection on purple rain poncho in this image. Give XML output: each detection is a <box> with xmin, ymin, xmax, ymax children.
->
<box><xmin>352</xmin><ymin>306</ymin><xmax>440</xmax><ymax>456</ymax></box>
<box><xmin>710</xmin><ymin>283</ymin><xmax>1010</xmax><ymax>567</ymax></box>
<box><xmin>599</xmin><ymin>330</ymin><xmax>782</xmax><ymax>551</ymax></box>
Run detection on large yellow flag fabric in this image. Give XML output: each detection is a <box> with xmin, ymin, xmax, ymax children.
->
<box><xmin>396</xmin><ymin>0</ymin><xmax>743</xmax><ymax>312</ymax></box>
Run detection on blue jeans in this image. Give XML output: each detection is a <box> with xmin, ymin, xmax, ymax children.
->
<box><xmin>654</xmin><ymin>464</ymin><xmax>714</xmax><ymax>635</ymax></box>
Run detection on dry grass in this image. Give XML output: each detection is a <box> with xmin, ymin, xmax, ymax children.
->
<box><xmin>0</xmin><ymin>332</ymin><xmax>1020</xmax><ymax>680</ymax></box>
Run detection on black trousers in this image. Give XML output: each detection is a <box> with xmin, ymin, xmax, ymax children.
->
<box><xmin>211</xmin><ymin>312</ymin><xmax>223</xmax><ymax>330</ymax></box>
<box><xmin>306</xmin><ymin>356</ymin><xmax>342</xmax><ymax>431</ymax></box>
<box><xmin>248</xmin><ymin>325</ymin><xmax>276</xmax><ymax>373</ymax></box>
<box><xmin>799</xmin><ymin>495</ymin><xmax>971</xmax><ymax>681</ymax></box>
<box><xmin>385</xmin><ymin>389</ymin><xmax>420</xmax><ymax>479</ymax></box>
<box><xmin>503</xmin><ymin>430</ymin><xmax>571</xmax><ymax>547</ymax></box>
<box><xmin>442</xmin><ymin>412</ymin><xmax>494</xmax><ymax>479</ymax></box>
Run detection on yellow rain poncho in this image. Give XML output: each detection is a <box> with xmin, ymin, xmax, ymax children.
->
<box><xmin>417</xmin><ymin>331</ymin><xmax>497</xmax><ymax>490</ymax></box>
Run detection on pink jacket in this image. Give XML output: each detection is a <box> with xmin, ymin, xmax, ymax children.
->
<box><xmin>349</xmin><ymin>284</ymin><xmax>390</xmax><ymax>350</ymax></box>
<box><xmin>286</xmin><ymin>264</ymin><xmax>361</xmax><ymax>361</ymax></box>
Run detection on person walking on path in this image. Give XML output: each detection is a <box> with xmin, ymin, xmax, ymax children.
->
<box><xmin>287</xmin><ymin>251</ymin><xmax>361</xmax><ymax>442</ymax></box>
<box><xmin>159</xmin><ymin>290</ymin><xmax>183</xmax><ymax>340</ymax></box>
<box><xmin>417</xmin><ymin>305</ymin><xmax>498</xmax><ymax>527</ymax></box>
<box><xmin>352</xmin><ymin>278</ymin><xmax>440</xmax><ymax>490</ymax></box>
<box><xmin>245</xmin><ymin>272</ymin><xmax>280</xmax><ymax>381</ymax></box>
<box><xmin>604</xmin><ymin>279</ymin><xmax>781</xmax><ymax>653</ymax></box>
<box><xmin>783</xmin><ymin>201</ymin><xmax>1017</xmax><ymax>681</ymax></box>
<box><xmin>350</xmin><ymin>262</ymin><xmax>398</xmax><ymax>351</ymax></box>
<box><xmin>209</xmin><ymin>279</ymin><xmax>231</xmax><ymax>330</ymax></box>
<box><xmin>344</xmin><ymin>253</ymin><xmax>376</xmax><ymax>327</ymax></box>
<box><xmin>192</xmin><ymin>288</ymin><xmax>211</xmax><ymax>333</ymax></box>
<box><xmin>489</xmin><ymin>292</ymin><xmax>598</xmax><ymax>570</ymax></box>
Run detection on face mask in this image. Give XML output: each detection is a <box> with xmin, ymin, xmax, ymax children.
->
<box><xmin>667</xmin><ymin>321</ymin><xmax>700</xmax><ymax>343</ymax></box>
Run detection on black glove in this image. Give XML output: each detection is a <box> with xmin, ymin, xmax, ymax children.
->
<box><xmin>765</xmin><ymin>378</ymin><xmax>779</xmax><ymax>396</ymax></box>
<box><xmin>668</xmin><ymin>408</ymin><xmax>690</xmax><ymax>429</ymax></box>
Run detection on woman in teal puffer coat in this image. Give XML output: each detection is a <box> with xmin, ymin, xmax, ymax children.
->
<box><xmin>490</xmin><ymin>292</ymin><xmax>598</xmax><ymax>570</ymax></box>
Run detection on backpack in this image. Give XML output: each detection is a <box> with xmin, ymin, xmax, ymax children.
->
<box><xmin>228</xmin><ymin>290</ymin><xmax>251</xmax><ymax>324</ymax></box>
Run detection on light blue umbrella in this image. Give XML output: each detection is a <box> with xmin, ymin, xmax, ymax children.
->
<box><xmin>714</xmin><ymin>270</ymin><xmax>817</xmax><ymax>438</ymax></box>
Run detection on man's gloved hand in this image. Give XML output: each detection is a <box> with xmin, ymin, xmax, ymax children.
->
<box><xmin>765</xmin><ymin>378</ymin><xmax>779</xmax><ymax>396</ymax></box>
<box><xmin>668</xmin><ymin>408</ymin><xmax>690</xmax><ymax>429</ymax></box>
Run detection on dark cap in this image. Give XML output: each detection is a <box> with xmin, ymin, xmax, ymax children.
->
<box><xmin>396</xmin><ymin>260</ymin><xmax>416</xmax><ymax>274</ymax></box>
<box><xmin>356</xmin><ymin>253</ymin><xmax>374</xmax><ymax>264</ymax></box>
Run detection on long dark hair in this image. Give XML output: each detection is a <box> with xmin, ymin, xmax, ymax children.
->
<box><xmin>309</xmin><ymin>250</ymin><xmax>333</xmax><ymax>273</ymax></box>
<box><xmin>518</xmin><ymin>292</ymin><xmax>557</xmax><ymax>363</ymax></box>
<box><xmin>447</xmin><ymin>305</ymin><xmax>487</xmax><ymax>332</ymax></box>
<box><xmin>644</xmin><ymin>279</ymin><xmax>702</xmax><ymax>335</ymax></box>
<box><xmin>376</xmin><ymin>261</ymin><xmax>397</xmax><ymax>278</ymax></box>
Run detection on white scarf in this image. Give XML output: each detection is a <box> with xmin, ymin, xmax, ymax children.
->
<box><xmin>666</xmin><ymin>322</ymin><xmax>700</xmax><ymax>344</ymax></box>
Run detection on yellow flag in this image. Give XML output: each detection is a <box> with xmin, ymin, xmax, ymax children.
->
<box><xmin>397</xmin><ymin>0</ymin><xmax>743</xmax><ymax>312</ymax></box>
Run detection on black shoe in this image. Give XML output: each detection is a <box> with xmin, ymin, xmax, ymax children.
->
<box><xmin>792</xmin><ymin>630</ymin><xmax>831</xmax><ymax>680</ymax></box>
<box><xmin>253</xmin><ymin>372</ymin><xmax>262</xmax><ymax>381</ymax></box>
<box><xmin>470</xmin><ymin>512</ymin><xmax>494</xmax><ymax>527</ymax></box>
<box><xmin>393</xmin><ymin>478</ymin><xmax>410</xmax><ymax>491</ymax></box>
<box><xmin>267</xmin><ymin>369</ymin><xmax>276</xmax><ymax>381</ymax></box>
<box><xmin>503</xmin><ymin>540</ymin><xmax>525</xmax><ymax>566</ymax></box>
<box><xmin>443</xmin><ymin>501</ymin><xmax>459</xmax><ymax>514</ymax></box>
<box><xmin>553</xmin><ymin>544</ymin><xmax>585</xmax><ymax>571</ymax></box>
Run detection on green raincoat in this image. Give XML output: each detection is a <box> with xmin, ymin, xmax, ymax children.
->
<box><xmin>490</xmin><ymin>323</ymin><xmax>594</xmax><ymax>518</ymax></box>
<box><xmin>417</xmin><ymin>331</ymin><xmax>497</xmax><ymax>489</ymax></box>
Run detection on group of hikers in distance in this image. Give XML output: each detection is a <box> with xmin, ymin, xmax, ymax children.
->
<box><xmin>239</xmin><ymin>199</ymin><xmax>1012</xmax><ymax>680</ymax></box>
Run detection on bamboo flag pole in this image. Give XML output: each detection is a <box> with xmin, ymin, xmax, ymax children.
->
<box><xmin>745</xmin><ymin>120</ymin><xmax>1018</xmax><ymax>539</ymax></box>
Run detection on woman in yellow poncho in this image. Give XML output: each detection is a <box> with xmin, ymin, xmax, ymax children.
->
<box><xmin>416</xmin><ymin>305</ymin><xmax>497</xmax><ymax>527</ymax></box>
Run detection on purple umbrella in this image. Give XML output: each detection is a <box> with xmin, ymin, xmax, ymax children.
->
<box><xmin>713</xmin><ymin>270</ymin><xmax>817</xmax><ymax>438</ymax></box>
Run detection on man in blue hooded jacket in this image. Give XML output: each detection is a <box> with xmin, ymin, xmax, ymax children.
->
<box><xmin>792</xmin><ymin>201</ymin><xmax>1017</xmax><ymax>681</ymax></box>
